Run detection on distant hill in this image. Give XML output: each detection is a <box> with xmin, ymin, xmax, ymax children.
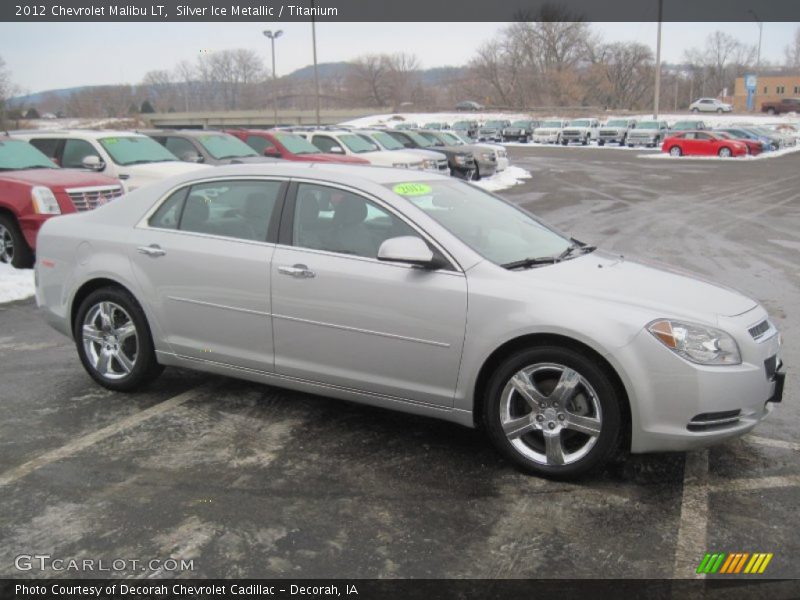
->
<box><xmin>9</xmin><ymin>86</ymin><xmax>93</xmax><ymax>107</ymax></box>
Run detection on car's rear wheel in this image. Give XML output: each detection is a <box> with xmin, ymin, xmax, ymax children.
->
<box><xmin>669</xmin><ymin>145</ymin><xmax>682</xmax><ymax>157</ymax></box>
<box><xmin>483</xmin><ymin>346</ymin><xmax>622</xmax><ymax>479</ymax></box>
<box><xmin>0</xmin><ymin>214</ymin><xmax>34</xmax><ymax>269</ymax></box>
<box><xmin>718</xmin><ymin>147</ymin><xmax>732</xmax><ymax>158</ymax></box>
<box><xmin>75</xmin><ymin>287</ymin><xmax>163</xmax><ymax>392</ymax></box>
<box><xmin>767</xmin><ymin>108</ymin><xmax>776</xmax><ymax>115</ymax></box>
<box><xmin>716</xmin><ymin>108</ymin><xmax>724</xmax><ymax>114</ymax></box>
<box><xmin>691</xmin><ymin>108</ymin><xmax>699</xmax><ymax>113</ymax></box>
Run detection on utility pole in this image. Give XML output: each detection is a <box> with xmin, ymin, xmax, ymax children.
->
<box><xmin>749</xmin><ymin>10</ymin><xmax>763</xmax><ymax>112</ymax></box>
<box><xmin>263</xmin><ymin>29</ymin><xmax>283</xmax><ymax>127</ymax></box>
<box><xmin>653</xmin><ymin>0</ymin><xmax>663</xmax><ymax>119</ymax></box>
<box><xmin>311</xmin><ymin>0</ymin><xmax>321</xmax><ymax>126</ymax></box>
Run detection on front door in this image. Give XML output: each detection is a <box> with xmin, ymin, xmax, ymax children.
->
<box><xmin>129</xmin><ymin>178</ymin><xmax>285</xmax><ymax>371</ymax></box>
<box><xmin>271</xmin><ymin>182</ymin><xmax>467</xmax><ymax>407</ymax></box>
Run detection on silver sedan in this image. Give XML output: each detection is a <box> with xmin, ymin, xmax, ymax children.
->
<box><xmin>35</xmin><ymin>163</ymin><xmax>784</xmax><ymax>478</ymax></box>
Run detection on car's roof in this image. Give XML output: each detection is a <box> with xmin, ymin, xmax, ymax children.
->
<box><xmin>140</xmin><ymin>129</ymin><xmax>235</xmax><ymax>138</ymax></box>
<box><xmin>15</xmin><ymin>129</ymin><xmax>148</xmax><ymax>139</ymax></box>
<box><xmin>163</xmin><ymin>161</ymin><xmax>452</xmax><ymax>186</ymax></box>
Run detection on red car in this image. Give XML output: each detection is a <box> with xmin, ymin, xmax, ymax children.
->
<box><xmin>225</xmin><ymin>129</ymin><xmax>370</xmax><ymax>165</ymax></box>
<box><xmin>0</xmin><ymin>137</ymin><xmax>124</xmax><ymax>268</ymax></box>
<box><xmin>662</xmin><ymin>131</ymin><xmax>748</xmax><ymax>158</ymax></box>
<box><xmin>715</xmin><ymin>131</ymin><xmax>763</xmax><ymax>156</ymax></box>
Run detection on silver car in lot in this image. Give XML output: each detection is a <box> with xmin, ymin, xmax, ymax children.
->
<box><xmin>36</xmin><ymin>164</ymin><xmax>784</xmax><ymax>478</ymax></box>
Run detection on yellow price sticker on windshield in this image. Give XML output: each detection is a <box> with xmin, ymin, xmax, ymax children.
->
<box><xmin>393</xmin><ymin>183</ymin><xmax>432</xmax><ymax>196</ymax></box>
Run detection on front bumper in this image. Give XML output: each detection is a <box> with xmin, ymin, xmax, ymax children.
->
<box><xmin>611</xmin><ymin>309</ymin><xmax>783</xmax><ymax>453</ymax></box>
<box><xmin>502</xmin><ymin>131</ymin><xmax>529</xmax><ymax>142</ymax></box>
<box><xmin>532</xmin><ymin>132</ymin><xmax>560</xmax><ymax>143</ymax></box>
<box><xmin>627</xmin><ymin>136</ymin><xmax>659</xmax><ymax>147</ymax></box>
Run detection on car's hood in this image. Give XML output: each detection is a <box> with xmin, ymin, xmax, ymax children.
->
<box><xmin>629</xmin><ymin>129</ymin><xmax>659</xmax><ymax>136</ymax></box>
<box><xmin>404</xmin><ymin>148</ymin><xmax>448</xmax><ymax>160</ymax></box>
<box><xmin>0</xmin><ymin>168</ymin><xmax>120</xmax><ymax>188</ymax></box>
<box><xmin>534</xmin><ymin>127</ymin><xmax>563</xmax><ymax>134</ymax></box>
<box><xmin>519</xmin><ymin>251</ymin><xmax>756</xmax><ymax>320</ymax></box>
<box><xmin>299</xmin><ymin>153</ymin><xmax>369</xmax><ymax>164</ymax></box>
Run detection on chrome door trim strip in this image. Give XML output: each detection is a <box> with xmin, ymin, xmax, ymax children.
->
<box><xmin>272</xmin><ymin>312</ymin><xmax>451</xmax><ymax>348</ymax></box>
<box><xmin>168</xmin><ymin>295</ymin><xmax>272</xmax><ymax>317</ymax></box>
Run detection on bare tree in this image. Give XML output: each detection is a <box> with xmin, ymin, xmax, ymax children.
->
<box><xmin>684</xmin><ymin>31</ymin><xmax>755</xmax><ymax>97</ymax></box>
<box><xmin>141</xmin><ymin>69</ymin><xmax>175</xmax><ymax>111</ymax></box>
<box><xmin>0</xmin><ymin>56</ymin><xmax>15</xmax><ymax>127</ymax></box>
<box><xmin>596</xmin><ymin>42</ymin><xmax>654</xmax><ymax>109</ymax></box>
<box><xmin>347</xmin><ymin>54</ymin><xmax>391</xmax><ymax>106</ymax></box>
<box><xmin>785</xmin><ymin>26</ymin><xmax>800</xmax><ymax>70</ymax></box>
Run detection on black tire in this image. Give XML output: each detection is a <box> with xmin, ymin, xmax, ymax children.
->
<box><xmin>472</xmin><ymin>165</ymin><xmax>481</xmax><ymax>181</ymax></box>
<box><xmin>716</xmin><ymin>108</ymin><xmax>723</xmax><ymax>114</ymax></box>
<box><xmin>0</xmin><ymin>213</ymin><xmax>34</xmax><ymax>269</ymax></box>
<box><xmin>718</xmin><ymin>146</ymin><xmax>732</xmax><ymax>158</ymax></box>
<box><xmin>767</xmin><ymin>108</ymin><xmax>776</xmax><ymax>115</ymax></box>
<box><xmin>74</xmin><ymin>286</ymin><xmax>164</xmax><ymax>392</ymax></box>
<box><xmin>691</xmin><ymin>108</ymin><xmax>699</xmax><ymax>113</ymax></box>
<box><xmin>482</xmin><ymin>345</ymin><xmax>622</xmax><ymax>479</ymax></box>
<box><xmin>581</xmin><ymin>136</ymin><xmax>589</xmax><ymax>146</ymax></box>
<box><xmin>598</xmin><ymin>140</ymin><xmax>605</xmax><ymax>146</ymax></box>
<box><xmin>561</xmin><ymin>138</ymin><xmax>568</xmax><ymax>146</ymax></box>
<box><xmin>669</xmin><ymin>145</ymin><xmax>682</xmax><ymax>157</ymax></box>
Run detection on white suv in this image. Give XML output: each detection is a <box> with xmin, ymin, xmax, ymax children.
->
<box><xmin>16</xmin><ymin>130</ymin><xmax>210</xmax><ymax>192</ymax></box>
<box><xmin>689</xmin><ymin>98</ymin><xmax>733</xmax><ymax>114</ymax></box>
<box><xmin>297</xmin><ymin>130</ymin><xmax>425</xmax><ymax>169</ymax></box>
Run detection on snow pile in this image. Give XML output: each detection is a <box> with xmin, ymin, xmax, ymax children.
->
<box><xmin>18</xmin><ymin>117</ymin><xmax>143</xmax><ymax>131</ymax></box>
<box><xmin>0</xmin><ymin>263</ymin><xmax>35</xmax><ymax>304</ymax></box>
<box><xmin>640</xmin><ymin>144</ymin><xmax>800</xmax><ymax>162</ymax></box>
<box><xmin>473</xmin><ymin>166</ymin><xmax>532</xmax><ymax>192</ymax></box>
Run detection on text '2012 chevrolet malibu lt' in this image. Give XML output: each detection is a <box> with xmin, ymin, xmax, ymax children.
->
<box><xmin>35</xmin><ymin>163</ymin><xmax>785</xmax><ymax>478</ymax></box>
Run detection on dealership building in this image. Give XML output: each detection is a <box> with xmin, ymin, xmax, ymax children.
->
<box><xmin>732</xmin><ymin>73</ymin><xmax>800</xmax><ymax>111</ymax></box>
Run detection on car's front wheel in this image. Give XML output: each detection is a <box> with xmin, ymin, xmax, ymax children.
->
<box><xmin>483</xmin><ymin>346</ymin><xmax>622</xmax><ymax>479</ymax></box>
<box><xmin>718</xmin><ymin>146</ymin><xmax>733</xmax><ymax>158</ymax></box>
<box><xmin>75</xmin><ymin>286</ymin><xmax>163</xmax><ymax>392</ymax></box>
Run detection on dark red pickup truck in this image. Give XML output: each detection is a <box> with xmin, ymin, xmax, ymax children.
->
<box><xmin>0</xmin><ymin>137</ymin><xmax>123</xmax><ymax>268</ymax></box>
<box><xmin>761</xmin><ymin>98</ymin><xmax>800</xmax><ymax>115</ymax></box>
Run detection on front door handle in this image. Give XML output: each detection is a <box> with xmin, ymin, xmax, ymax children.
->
<box><xmin>278</xmin><ymin>264</ymin><xmax>316</xmax><ymax>279</ymax></box>
<box><xmin>137</xmin><ymin>244</ymin><xmax>166</xmax><ymax>257</ymax></box>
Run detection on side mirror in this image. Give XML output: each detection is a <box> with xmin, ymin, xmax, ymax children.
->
<box><xmin>378</xmin><ymin>236</ymin><xmax>438</xmax><ymax>268</ymax></box>
<box><xmin>180</xmin><ymin>152</ymin><xmax>204</xmax><ymax>163</ymax></box>
<box><xmin>82</xmin><ymin>155</ymin><xmax>105</xmax><ymax>171</ymax></box>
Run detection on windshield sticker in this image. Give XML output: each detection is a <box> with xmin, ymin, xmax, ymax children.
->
<box><xmin>103</xmin><ymin>138</ymin><xmax>118</xmax><ymax>144</ymax></box>
<box><xmin>393</xmin><ymin>183</ymin><xmax>432</xmax><ymax>196</ymax></box>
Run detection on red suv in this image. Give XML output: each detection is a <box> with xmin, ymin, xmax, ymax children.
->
<box><xmin>0</xmin><ymin>137</ymin><xmax>124</xmax><ymax>268</ymax></box>
<box><xmin>225</xmin><ymin>129</ymin><xmax>369</xmax><ymax>165</ymax></box>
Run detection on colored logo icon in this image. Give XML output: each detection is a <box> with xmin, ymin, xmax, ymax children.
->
<box><xmin>697</xmin><ymin>552</ymin><xmax>773</xmax><ymax>574</ymax></box>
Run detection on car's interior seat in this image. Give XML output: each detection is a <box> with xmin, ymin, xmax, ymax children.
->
<box><xmin>328</xmin><ymin>195</ymin><xmax>375</xmax><ymax>257</ymax></box>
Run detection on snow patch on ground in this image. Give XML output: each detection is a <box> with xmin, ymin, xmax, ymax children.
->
<box><xmin>472</xmin><ymin>166</ymin><xmax>532</xmax><ymax>192</ymax></box>
<box><xmin>15</xmin><ymin>117</ymin><xmax>144</xmax><ymax>131</ymax></box>
<box><xmin>0</xmin><ymin>264</ymin><xmax>35</xmax><ymax>304</ymax></box>
<box><xmin>639</xmin><ymin>144</ymin><xmax>800</xmax><ymax>162</ymax></box>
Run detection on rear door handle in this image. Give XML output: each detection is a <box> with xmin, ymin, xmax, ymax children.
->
<box><xmin>137</xmin><ymin>244</ymin><xmax>166</xmax><ymax>257</ymax></box>
<box><xmin>278</xmin><ymin>264</ymin><xmax>316</xmax><ymax>279</ymax></box>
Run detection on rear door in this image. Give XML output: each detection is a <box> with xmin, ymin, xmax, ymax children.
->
<box><xmin>270</xmin><ymin>181</ymin><xmax>468</xmax><ymax>407</ymax></box>
<box><xmin>130</xmin><ymin>177</ymin><xmax>286</xmax><ymax>371</ymax></box>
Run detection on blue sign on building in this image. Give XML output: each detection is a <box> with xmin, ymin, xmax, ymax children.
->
<box><xmin>745</xmin><ymin>74</ymin><xmax>758</xmax><ymax>111</ymax></box>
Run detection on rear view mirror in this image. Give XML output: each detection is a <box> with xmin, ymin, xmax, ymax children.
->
<box><xmin>81</xmin><ymin>155</ymin><xmax>105</xmax><ymax>171</ymax></box>
<box><xmin>378</xmin><ymin>236</ymin><xmax>437</xmax><ymax>268</ymax></box>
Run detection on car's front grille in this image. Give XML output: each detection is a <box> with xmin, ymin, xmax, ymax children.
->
<box><xmin>599</xmin><ymin>130</ymin><xmax>619</xmax><ymax>136</ymax></box>
<box><xmin>687</xmin><ymin>410</ymin><xmax>741</xmax><ymax>431</ymax></box>
<box><xmin>749</xmin><ymin>320</ymin><xmax>771</xmax><ymax>340</ymax></box>
<box><xmin>65</xmin><ymin>185</ymin><xmax>124</xmax><ymax>211</ymax></box>
<box><xmin>437</xmin><ymin>159</ymin><xmax>448</xmax><ymax>171</ymax></box>
<box><xmin>562</xmin><ymin>130</ymin><xmax>580</xmax><ymax>136</ymax></box>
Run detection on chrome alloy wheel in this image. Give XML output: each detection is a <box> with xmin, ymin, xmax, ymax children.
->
<box><xmin>499</xmin><ymin>363</ymin><xmax>602</xmax><ymax>466</ymax></box>
<box><xmin>0</xmin><ymin>223</ymin><xmax>14</xmax><ymax>264</ymax></box>
<box><xmin>82</xmin><ymin>301</ymin><xmax>139</xmax><ymax>380</ymax></box>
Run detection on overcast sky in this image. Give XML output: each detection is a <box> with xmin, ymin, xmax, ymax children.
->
<box><xmin>1</xmin><ymin>21</ymin><xmax>797</xmax><ymax>94</ymax></box>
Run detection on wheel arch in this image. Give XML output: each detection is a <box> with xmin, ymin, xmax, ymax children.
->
<box><xmin>70</xmin><ymin>277</ymin><xmax>146</xmax><ymax>340</ymax></box>
<box><xmin>471</xmin><ymin>332</ymin><xmax>632</xmax><ymax>449</ymax></box>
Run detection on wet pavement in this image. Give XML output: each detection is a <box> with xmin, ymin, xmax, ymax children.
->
<box><xmin>0</xmin><ymin>145</ymin><xmax>797</xmax><ymax>579</ymax></box>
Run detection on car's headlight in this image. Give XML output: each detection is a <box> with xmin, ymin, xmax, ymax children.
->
<box><xmin>31</xmin><ymin>186</ymin><xmax>61</xmax><ymax>214</ymax></box>
<box><xmin>422</xmin><ymin>159</ymin><xmax>437</xmax><ymax>169</ymax></box>
<box><xmin>454</xmin><ymin>155</ymin><xmax>467</xmax><ymax>165</ymax></box>
<box><xmin>647</xmin><ymin>319</ymin><xmax>741</xmax><ymax>365</ymax></box>
<box><xmin>480</xmin><ymin>152</ymin><xmax>494</xmax><ymax>160</ymax></box>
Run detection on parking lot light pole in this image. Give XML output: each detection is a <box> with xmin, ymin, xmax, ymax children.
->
<box><xmin>749</xmin><ymin>10</ymin><xmax>763</xmax><ymax>112</ymax></box>
<box><xmin>653</xmin><ymin>0</ymin><xmax>663</xmax><ymax>119</ymax></box>
<box><xmin>311</xmin><ymin>0</ymin><xmax>321</xmax><ymax>126</ymax></box>
<box><xmin>263</xmin><ymin>29</ymin><xmax>283</xmax><ymax>127</ymax></box>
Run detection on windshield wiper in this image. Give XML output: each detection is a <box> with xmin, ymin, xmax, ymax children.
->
<box><xmin>501</xmin><ymin>256</ymin><xmax>559</xmax><ymax>270</ymax></box>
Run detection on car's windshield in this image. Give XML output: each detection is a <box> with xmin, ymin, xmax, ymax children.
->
<box><xmin>366</xmin><ymin>132</ymin><xmax>405</xmax><ymax>151</ymax></box>
<box><xmin>671</xmin><ymin>122</ymin><xmax>696</xmax><ymax>130</ymax></box>
<box><xmin>387</xmin><ymin>180</ymin><xmax>572</xmax><ymax>266</ymax></box>
<box><xmin>606</xmin><ymin>120</ymin><xmax>629</xmax><ymax>127</ymax></box>
<box><xmin>99</xmin><ymin>136</ymin><xmax>178</xmax><ymax>165</ymax></box>
<box><xmin>273</xmin><ymin>132</ymin><xmax>320</xmax><ymax>155</ymax></box>
<box><xmin>417</xmin><ymin>132</ymin><xmax>444</xmax><ymax>146</ymax></box>
<box><xmin>541</xmin><ymin>121</ymin><xmax>563</xmax><ymax>128</ymax></box>
<box><xmin>0</xmin><ymin>139</ymin><xmax>57</xmax><ymax>170</ymax></box>
<box><xmin>569</xmin><ymin>119</ymin><xmax>592</xmax><ymax>127</ymax></box>
<box><xmin>484</xmin><ymin>121</ymin><xmax>505</xmax><ymax>128</ymax></box>
<box><xmin>440</xmin><ymin>132</ymin><xmax>464</xmax><ymax>145</ymax></box>
<box><xmin>402</xmin><ymin>131</ymin><xmax>436</xmax><ymax>148</ymax></box>
<box><xmin>453</xmin><ymin>122</ymin><xmax>470</xmax><ymax>129</ymax></box>
<box><xmin>197</xmin><ymin>134</ymin><xmax>259</xmax><ymax>159</ymax></box>
<box><xmin>339</xmin><ymin>134</ymin><xmax>379</xmax><ymax>153</ymax></box>
<box><xmin>637</xmin><ymin>122</ymin><xmax>659</xmax><ymax>130</ymax></box>
<box><xmin>510</xmin><ymin>120</ymin><xmax>531</xmax><ymax>128</ymax></box>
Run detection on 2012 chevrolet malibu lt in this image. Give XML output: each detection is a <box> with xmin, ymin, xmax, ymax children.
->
<box><xmin>35</xmin><ymin>164</ymin><xmax>785</xmax><ymax>478</ymax></box>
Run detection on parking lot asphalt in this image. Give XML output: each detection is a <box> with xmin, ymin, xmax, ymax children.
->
<box><xmin>0</xmin><ymin>145</ymin><xmax>798</xmax><ymax>581</ymax></box>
